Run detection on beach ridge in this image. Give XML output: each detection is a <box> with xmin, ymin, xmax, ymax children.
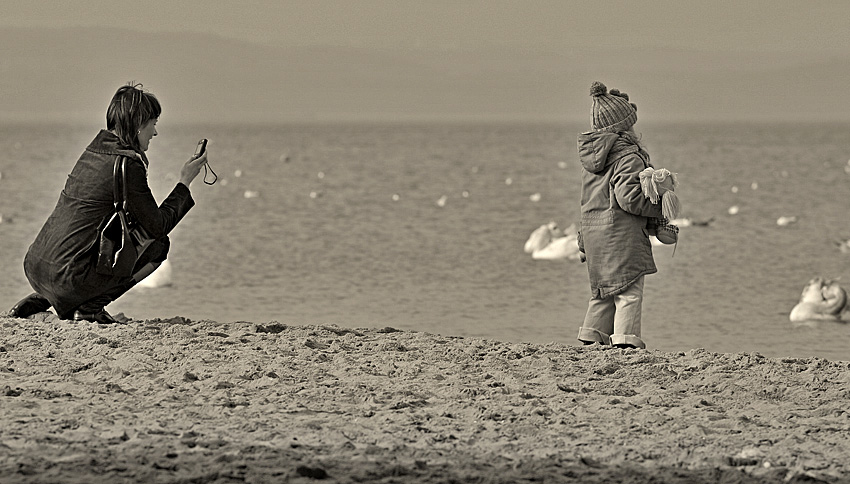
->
<box><xmin>1</xmin><ymin>316</ymin><xmax>848</xmax><ymax>483</ymax></box>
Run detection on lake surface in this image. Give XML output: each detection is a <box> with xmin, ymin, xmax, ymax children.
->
<box><xmin>2</xmin><ymin>121</ymin><xmax>849</xmax><ymax>360</ymax></box>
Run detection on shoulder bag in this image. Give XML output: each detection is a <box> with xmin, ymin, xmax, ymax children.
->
<box><xmin>95</xmin><ymin>157</ymin><xmax>155</xmax><ymax>277</ymax></box>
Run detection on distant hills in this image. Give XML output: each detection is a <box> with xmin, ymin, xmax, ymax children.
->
<box><xmin>1</xmin><ymin>27</ymin><xmax>848</xmax><ymax>123</ymax></box>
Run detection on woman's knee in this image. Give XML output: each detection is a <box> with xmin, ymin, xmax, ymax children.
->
<box><xmin>139</xmin><ymin>237</ymin><xmax>170</xmax><ymax>266</ymax></box>
<box><xmin>151</xmin><ymin>236</ymin><xmax>170</xmax><ymax>262</ymax></box>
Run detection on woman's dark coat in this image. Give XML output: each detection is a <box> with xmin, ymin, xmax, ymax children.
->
<box><xmin>24</xmin><ymin>130</ymin><xmax>194</xmax><ymax>318</ymax></box>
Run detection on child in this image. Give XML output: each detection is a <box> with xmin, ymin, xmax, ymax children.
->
<box><xmin>575</xmin><ymin>81</ymin><xmax>664</xmax><ymax>349</ymax></box>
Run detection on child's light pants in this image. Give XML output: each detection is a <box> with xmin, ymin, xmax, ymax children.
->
<box><xmin>577</xmin><ymin>276</ymin><xmax>646</xmax><ymax>349</ymax></box>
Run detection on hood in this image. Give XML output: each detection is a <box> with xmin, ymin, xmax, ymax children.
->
<box><xmin>86</xmin><ymin>130</ymin><xmax>148</xmax><ymax>167</ymax></box>
<box><xmin>577</xmin><ymin>130</ymin><xmax>640</xmax><ymax>174</ymax></box>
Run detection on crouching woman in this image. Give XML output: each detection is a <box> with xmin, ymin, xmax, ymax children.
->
<box><xmin>7</xmin><ymin>82</ymin><xmax>209</xmax><ymax>324</ymax></box>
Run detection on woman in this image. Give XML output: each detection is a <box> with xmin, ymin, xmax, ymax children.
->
<box><xmin>6</xmin><ymin>82</ymin><xmax>209</xmax><ymax>324</ymax></box>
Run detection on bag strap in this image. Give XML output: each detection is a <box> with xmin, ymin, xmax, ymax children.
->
<box><xmin>112</xmin><ymin>158</ymin><xmax>122</xmax><ymax>211</ymax></box>
<box><xmin>111</xmin><ymin>157</ymin><xmax>130</xmax><ymax>212</ymax></box>
<box><xmin>121</xmin><ymin>157</ymin><xmax>129</xmax><ymax>212</ymax></box>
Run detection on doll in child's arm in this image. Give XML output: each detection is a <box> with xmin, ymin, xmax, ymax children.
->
<box><xmin>610</xmin><ymin>156</ymin><xmax>667</xmax><ymax>220</ymax></box>
<box><xmin>639</xmin><ymin>168</ymin><xmax>680</xmax><ymax>244</ymax></box>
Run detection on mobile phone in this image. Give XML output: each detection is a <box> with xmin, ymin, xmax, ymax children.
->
<box><xmin>194</xmin><ymin>138</ymin><xmax>217</xmax><ymax>185</ymax></box>
<box><xmin>194</xmin><ymin>139</ymin><xmax>208</xmax><ymax>158</ymax></box>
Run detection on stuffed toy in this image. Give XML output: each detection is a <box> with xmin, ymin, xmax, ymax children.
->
<box><xmin>639</xmin><ymin>168</ymin><xmax>680</xmax><ymax>245</ymax></box>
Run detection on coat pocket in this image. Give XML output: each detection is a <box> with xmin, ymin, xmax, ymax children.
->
<box><xmin>581</xmin><ymin>210</ymin><xmax>614</xmax><ymax>226</ymax></box>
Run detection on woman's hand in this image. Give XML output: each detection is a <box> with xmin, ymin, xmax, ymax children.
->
<box><xmin>179</xmin><ymin>151</ymin><xmax>208</xmax><ymax>187</ymax></box>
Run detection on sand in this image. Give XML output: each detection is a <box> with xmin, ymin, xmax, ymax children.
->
<box><xmin>1</xmin><ymin>314</ymin><xmax>849</xmax><ymax>484</ymax></box>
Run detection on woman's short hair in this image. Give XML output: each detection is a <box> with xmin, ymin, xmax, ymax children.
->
<box><xmin>106</xmin><ymin>82</ymin><xmax>161</xmax><ymax>151</ymax></box>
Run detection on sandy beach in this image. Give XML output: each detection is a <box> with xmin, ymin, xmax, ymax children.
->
<box><xmin>1</xmin><ymin>314</ymin><xmax>848</xmax><ymax>484</ymax></box>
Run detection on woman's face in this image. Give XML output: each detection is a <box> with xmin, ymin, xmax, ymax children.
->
<box><xmin>137</xmin><ymin>118</ymin><xmax>158</xmax><ymax>152</ymax></box>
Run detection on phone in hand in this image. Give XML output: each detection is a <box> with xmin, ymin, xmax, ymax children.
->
<box><xmin>194</xmin><ymin>138</ymin><xmax>208</xmax><ymax>158</ymax></box>
<box><xmin>193</xmin><ymin>138</ymin><xmax>217</xmax><ymax>185</ymax></box>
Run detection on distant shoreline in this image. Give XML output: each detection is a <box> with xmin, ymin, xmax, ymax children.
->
<box><xmin>4</xmin><ymin>118</ymin><xmax>850</xmax><ymax>128</ymax></box>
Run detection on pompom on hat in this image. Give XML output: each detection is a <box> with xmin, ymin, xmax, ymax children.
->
<box><xmin>589</xmin><ymin>81</ymin><xmax>638</xmax><ymax>132</ymax></box>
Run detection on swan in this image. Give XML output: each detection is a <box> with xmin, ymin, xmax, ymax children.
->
<box><xmin>670</xmin><ymin>217</ymin><xmax>714</xmax><ymax>227</ymax></box>
<box><xmin>524</xmin><ymin>222</ymin><xmax>559</xmax><ymax>254</ymax></box>
<box><xmin>524</xmin><ymin>222</ymin><xmax>581</xmax><ymax>261</ymax></box>
<box><xmin>789</xmin><ymin>277</ymin><xmax>847</xmax><ymax>322</ymax></box>
<box><xmin>137</xmin><ymin>259</ymin><xmax>173</xmax><ymax>289</ymax></box>
<box><xmin>533</xmin><ymin>233</ymin><xmax>581</xmax><ymax>260</ymax></box>
<box><xmin>777</xmin><ymin>216</ymin><xmax>797</xmax><ymax>226</ymax></box>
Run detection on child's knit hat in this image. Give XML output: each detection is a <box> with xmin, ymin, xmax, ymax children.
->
<box><xmin>590</xmin><ymin>81</ymin><xmax>638</xmax><ymax>132</ymax></box>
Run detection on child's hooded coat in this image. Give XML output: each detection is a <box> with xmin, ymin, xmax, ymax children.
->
<box><xmin>577</xmin><ymin>131</ymin><xmax>663</xmax><ymax>299</ymax></box>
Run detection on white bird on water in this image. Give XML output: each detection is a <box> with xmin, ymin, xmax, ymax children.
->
<box><xmin>670</xmin><ymin>217</ymin><xmax>714</xmax><ymax>227</ymax></box>
<box><xmin>137</xmin><ymin>259</ymin><xmax>173</xmax><ymax>289</ymax></box>
<box><xmin>777</xmin><ymin>216</ymin><xmax>797</xmax><ymax>227</ymax></box>
<box><xmin>524</xmin><ymin>222</ymin><xmax>581</xmax><ymax>261</ymax></box>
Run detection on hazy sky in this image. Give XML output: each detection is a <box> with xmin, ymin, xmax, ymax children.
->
<box><xmin>4</xmin><ymin>0</ymin><xmax>849</xmax><ymax>54</ymax></box>
<box><xmin>3</xmin><ymin>1</ymin><xmax>850</xmax><ymax>123</ymax></box>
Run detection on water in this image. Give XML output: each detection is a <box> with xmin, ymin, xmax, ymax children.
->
<box><xmin>2</xmin><ymin>121</ymin><xmax>850</xmax><ymax>361</ymax></box>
